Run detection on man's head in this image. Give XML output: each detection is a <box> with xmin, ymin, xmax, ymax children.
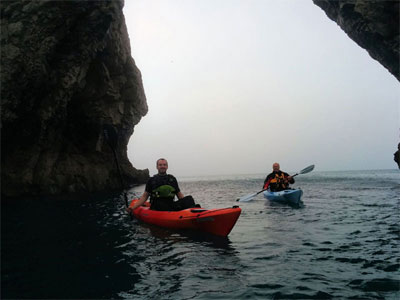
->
<box><xmin>272</xmin><ymin>163</ymin><xmax>280</xmax><ymax>172</ymax></box>
<box><xmin>156</xmin><ymin>158</ymin><xmax>168</xmax><ymax>175</ymax></box>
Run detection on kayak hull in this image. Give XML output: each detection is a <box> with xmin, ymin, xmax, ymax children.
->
<box><xmin>129</xmin><ymin>199</ymin><xmax>241</xmax><ymax>237</ymax></box>
<box><xmin>263</xmin><ymin>189</ymin><xmax>303</xmax><ymax>205</ymax></box>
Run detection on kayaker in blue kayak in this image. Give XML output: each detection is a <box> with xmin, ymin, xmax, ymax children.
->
<box><xmin>263</xmin><ymin>163</ymin><xmax>295</xmax><ymax>192</ymax></box>
<box><xmin>128</xmin><ymin>158</ymin><xmax>197</xmax><ymax>212</ymax></box>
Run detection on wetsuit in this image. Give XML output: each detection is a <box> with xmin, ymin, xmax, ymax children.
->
<box><xmin>263</xmin><ymin>171</ymin><xmax>295</xmax><ymax>192</ymax></box>
<box><xmin>145</xmin><ymin>174</ymin><xmax>180</xmax><ymax>211</ymax></box>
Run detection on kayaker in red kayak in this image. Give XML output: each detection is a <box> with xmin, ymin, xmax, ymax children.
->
<box><xmin>263</xmin><ymin>163</ymin><xmax>294</xmax><ymax>192</ymax></box>
<box><xmin>394</xmin><ymin>142</ymin><xmax>400</xmax><ymax>169</ymax></box>
<box><xmin>128</xmin><ymin>158</ymin><xmax>196</xmax><ymax>212</ymax></box>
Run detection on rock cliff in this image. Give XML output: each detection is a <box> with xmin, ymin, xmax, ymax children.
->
<box><xmin>1</xmin><ymin>0</ymin><xmax>149</xmax><ymax>197</ymax></box>
<box><xmin>313</xmin><ymin>0</ymin><xmax>399</xmax><ymax>81</ymax></box>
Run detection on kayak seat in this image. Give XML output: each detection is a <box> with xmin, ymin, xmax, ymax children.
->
<box><xmin>174</xmin><ymin>195</ymin><xmax>200</xmax><ymax>210</ymax></box>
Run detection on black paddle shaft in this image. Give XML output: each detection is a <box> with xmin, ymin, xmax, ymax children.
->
<box><xmin>103</xmin><ymin>124</ymin><xmax>128</xmax><ymax>208</ymax></box>
<box><xmin>103</xmin><ymin>124</ymin><xmax>118</xmax><ymax>149</ymax></box>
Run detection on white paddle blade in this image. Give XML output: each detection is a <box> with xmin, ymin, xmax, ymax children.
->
<box><xmin>237</xmin><ymin>192</ymin><xmax>258</xmax><ymax>202</ymax></box>
<box><xmin>299</xmin><ymin>164</ymin><xmax>314</xmax><ymax>174</ymax></box>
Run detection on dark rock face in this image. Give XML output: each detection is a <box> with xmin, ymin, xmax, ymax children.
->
<box><xmin>313</xmin><ymin>0</ymin><xmax>399</xmax><ymax>81</ymax></box>
<box><xmin>1</xmin><ymin>0</ymin><xmax>149</xmax><ymax>197</ymax></box>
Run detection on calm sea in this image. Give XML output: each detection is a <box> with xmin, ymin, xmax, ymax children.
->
<box><xmin>2</xmin><ymin>170</ymin><xmax>399</xmax><ymax>299</ymax></box>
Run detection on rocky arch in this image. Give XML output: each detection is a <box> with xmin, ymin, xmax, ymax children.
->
<box><xmin>1</xmin><ymin>0</ymin><xmax>398</xmax><ymax>197</ymax></box>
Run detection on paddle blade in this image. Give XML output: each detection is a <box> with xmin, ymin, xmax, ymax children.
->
<box><xmin>299</xmin><ymin>164</ymin><xmax>315</xmax><ymax>174</ymax></box>
<box><xmin>236</xmin><ymin>192</ymin><xmax>258</xmax><ymax>202</ymax></box>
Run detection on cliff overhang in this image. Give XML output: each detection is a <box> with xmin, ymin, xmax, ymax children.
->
<box><xmin>313</xmin><ymin>0</ymin><xmax>399</xmax><ymax>81</ymax></box>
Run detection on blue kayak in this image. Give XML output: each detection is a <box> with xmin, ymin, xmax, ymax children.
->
<box><xmin>263</xmin><ymin>189</ymin><xmax>303</xmax><ymax>206</ymax></box>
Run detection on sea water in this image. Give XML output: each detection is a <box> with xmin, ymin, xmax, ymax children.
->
<box><xmin>2</xmin><ymin>170</ymin><xmax>399</xmax><ymax>299</ymax></box>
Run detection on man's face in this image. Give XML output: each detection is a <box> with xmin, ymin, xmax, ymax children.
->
<box><xmin>272</xmin><ymin>163</ymin><xmax>280</xmax><ymax>172</ymax></box>
<box><xmin>157</xmin><ymin>160</ymin><xmax>168</xmax><ymax>174</ymax></box>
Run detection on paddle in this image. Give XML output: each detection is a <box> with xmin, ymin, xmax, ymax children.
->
<box><xmin>236</xmin><ymin>164</ymin><xmax>315</xmax><ymax>202</ymax></box>
<box><xmin>291</xmin><ymin>164</ymin><xmax>315</xmax><ymax>177</ymax></box>
<box><xmin>103</xmin><ymin>124</ymin><xmax>129</xmax><ymax>208</ymax></box>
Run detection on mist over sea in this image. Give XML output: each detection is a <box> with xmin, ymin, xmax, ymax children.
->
<box><xmin>2</xmin><ymin>170</ymin><xmax>399</xmax><ymax>299</ymax></box>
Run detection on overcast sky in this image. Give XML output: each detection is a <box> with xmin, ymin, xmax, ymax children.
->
<box><xmin>123</xmin><ymin>0</ymin><xmax>399</xmax><ymax>177</ymax></box>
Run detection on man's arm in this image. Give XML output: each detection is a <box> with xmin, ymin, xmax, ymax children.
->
<box><xmin>263</xmin><ymin>174</ymin><xmax>272</xmax><ymax>189</ymax></box>
<box><xmin>285</xmin><ymin>173</ymin><xmax>295</xmax><ymax>184</ymax></box>
<box><xmin>171</xmin><ymin>175</ymin><xmax>184</xmax><ymax>199</ymax></box>
<box><xmin>128</xmin><ymin>191</ymin><xmax>149</xmax><ymax>212</ymax></box>
<box><xmin>263</xmin><ymin>179</ymin><xmax>271</xmax><ymax>190</ymax></box>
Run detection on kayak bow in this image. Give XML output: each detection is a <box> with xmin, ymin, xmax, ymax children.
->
<box><xmin>263</xmin><ymin>189</ymin><xmax>303</xmax><ymax>206</ymax></box>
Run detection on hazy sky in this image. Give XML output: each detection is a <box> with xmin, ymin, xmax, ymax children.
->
<box><xmin>123</xmin><ymin>0</ymin><xmax>399</xmax><ymax>177</ymax></box>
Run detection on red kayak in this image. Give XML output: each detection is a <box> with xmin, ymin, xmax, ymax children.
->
<box><xmin>128</xmin><ymin>199</ymin><xmax>241</xmax><ymax>237</ymax></box>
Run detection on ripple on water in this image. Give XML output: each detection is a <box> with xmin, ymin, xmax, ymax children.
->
<box><xmin>349</xmin><ymin>278</ymin><xmax>400</xmax><ymax>292</ymax></box>
<box><xmin>272</xmin><ymin>290</ymin><xmax>334</xmax><ymax>299</ymax></box>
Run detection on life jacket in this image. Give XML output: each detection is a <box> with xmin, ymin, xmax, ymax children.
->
<box><xmin>151</xmin><ymin>184</ymin><xmax>176</xmax><ymax>201</ymax></box>
<box><xmin>148</xmin><ymin>174</ymin><xmax>179</xmax><ymax>210</ymax></box>
<box><xmin>268</xmin><ymin>172</ymin><xmax>289</xmax><ymax>191</ymax></box>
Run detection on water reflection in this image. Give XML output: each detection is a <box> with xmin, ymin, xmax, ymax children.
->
<box><xmin>2</xmin><ymin>193</ymin><xmax>142</xmax><ymax>299</ymax></box>
<box><xmin>264</xmin><ymin>199</ymin><xmax>305</xmax><ymax>209</ymax></box>
<box><xmin>145</xmin><ymin>223</ymin><xmax>236</xmax><ymax>250</ymax></box>
<box><xmin>121</xmin><ymin>218</ymin><xmax>243</xmax><ymax>299</ymax></box>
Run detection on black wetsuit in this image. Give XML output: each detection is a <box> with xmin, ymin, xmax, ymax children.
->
<box><xmin>145</xmin><ymin>174</ymin><xmax>180</xmax><ymax>211</ymax></box>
